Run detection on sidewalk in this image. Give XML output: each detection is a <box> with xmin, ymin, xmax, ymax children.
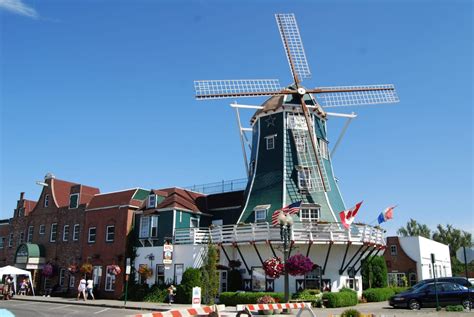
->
<box><xmin>11</xmin><ymin>294</ymin><xmax>193</xmax><ymax>311</ymax></box>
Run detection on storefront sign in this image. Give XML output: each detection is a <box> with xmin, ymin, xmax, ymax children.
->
<box><xmin>163</xmin><ymin>244</ymin><xmax>173</xmax><ymax>265</ymax></box>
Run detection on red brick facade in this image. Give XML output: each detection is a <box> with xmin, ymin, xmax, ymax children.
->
<box><xmin>384</xmin><ymin>236</ymin><xmax>418</xmax><ymax>286</ymax></box>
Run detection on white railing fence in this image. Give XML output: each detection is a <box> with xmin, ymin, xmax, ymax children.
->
<box><xmin>174</xmin><ymin>222</ymin><xmax>385</xmax><ymax>246</ymax></box>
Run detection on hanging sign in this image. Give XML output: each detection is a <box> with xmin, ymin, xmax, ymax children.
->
<box><xmin>163</xmin><ymin>244</ymin><xmax>173</xmax><ymax>265</ymax></box>
<box><xmin>126</xmin><ymin>258</ymin><xmax>131</xmax><ymax>275</ymax></box>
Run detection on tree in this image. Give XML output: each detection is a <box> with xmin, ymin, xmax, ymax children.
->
<box><xmin>361</xmin><ymin>256</ymin><xmax>387</xmax><ymax>289</ymax></box>
<box><xmin>176</xmin><ymin>268</ymin><xmax>202</xmax><ymax>304</ymax></box>
<box><xmin>201</xmin><ymin>244</ymin><xmax>219</xmax><ymax>305</ymax></box>
<box><xmin>432</xmin><ymin>224</ymin><xmax>472</xmax><ymax>257</ymax></box>
<box><xmin>397</xmin><ymin>218</ymin><xmax>431</xmax><ymax>239</ymax></box>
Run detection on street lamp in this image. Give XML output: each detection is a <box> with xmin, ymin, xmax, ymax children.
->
<box><xmin>279</xmin><ymin>212</ymin><xmax>293</xmax><ymax>303</ymax></box>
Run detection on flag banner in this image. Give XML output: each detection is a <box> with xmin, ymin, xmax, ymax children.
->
<box><xmin>271</xmin><ymin>201</ymin><xmax>302</xmax><ymax>226</ymax></box>
<box><xmin>339</xmin><ymin>201</ymin><xmax>363</xmax><ymax>229</ymax></box>
<box><xmin>377</xmin><ymin>205</ymin><xmax>397</xmax><ymax>224</ymax></box>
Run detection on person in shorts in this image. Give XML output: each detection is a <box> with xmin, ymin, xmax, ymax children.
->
<box><xmin>86</xmin><ymin>277</ymin><xmax>95</xmax><ymax>300</ymax></box>
<box><xmin>77</xmin><ymin>276</ymin><xmax>87</xmax><ymax>301</ymax></box>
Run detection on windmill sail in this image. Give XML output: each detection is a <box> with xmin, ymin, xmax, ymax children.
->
<box><xmin>314</xmin><ymin>84</ymin><xmax>399</xmax><ymax>108</ymax></box>
<box><xmin>194</xmin><ymin>79</ymin><xmax>283</xmax><ymax>100</ymax></box>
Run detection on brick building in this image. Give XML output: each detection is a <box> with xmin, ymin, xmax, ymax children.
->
<box><xmin>82</xmin><ymin>188</ymin><xmax>147</xmax><ymax>299</ymax></box>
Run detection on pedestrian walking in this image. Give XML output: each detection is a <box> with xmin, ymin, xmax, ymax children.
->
<box><xmin>77</xmin><ymin>276</ymin><xmax>87</xmax><ymax>301</ymax></box>
<box><xmin>6</xmin><ymin>275</ymin><xmax>14</xmax><ymax>299</ymax></box>
<box><xmin>86</xmin><ymin>278</ymin><xmax>95</xmax><ymax>300</ymax></box>
<box><xmin>167</xmin><ymin>284</ymin><xmax>176</xmax><ymax>305</ymax></box>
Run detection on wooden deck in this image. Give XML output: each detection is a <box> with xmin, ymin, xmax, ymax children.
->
<box><xmin>174</xmin><ymin>222</ymin><xmax>385</xmax><ymax>246</ymax></box>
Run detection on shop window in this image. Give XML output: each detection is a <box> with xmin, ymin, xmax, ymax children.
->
<box><xmin>174</xmin><ymin>264</ymin><xmax>184</xmax><ymax>285</ymax></box>
<box><xmin>93</xmin><ymin>266</ymin><xmax>102</xmax><ymax>290</ymax></box>
<box><xmin>105</xmin><ymin>272</ymin><xmax>116</xmax><ymax>291</ymax></box>
<box><xmin>251</xmin><ymin>267</ymin><xmax>266</xmax><ymax>292</ymax></box>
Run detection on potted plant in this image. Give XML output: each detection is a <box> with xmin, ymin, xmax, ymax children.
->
<box><xmin>138</xmin><ymin>265</ymin><xmax>153</xmax><ymax>279</ymax></box>
<box><xmin>257</xmin><ymin>295</ymin><xmax>276</xmax><ymax>315</ymax></box>
<box><xmin>107</xmin><ymin>264</ymin><xmax>121</xmax><ymax>276</ymax></box>
<box><xmin>80</xmin><ymin>263</ymin><xmax>92</xmax><ymax>274</ymax></box>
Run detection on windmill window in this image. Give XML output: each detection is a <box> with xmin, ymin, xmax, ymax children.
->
<box><xmin>319</xmin><ymin>139</ymin><xmax>328</xmax><ymax>159</ymax></box>
<box><xmin>254</xmin><ymin>205</ymin><xmax>270</xmax><ymax>223</ymax></box>
<box><xmin>298</xmin><ymin>167</ymin><xmax>313</xmax><ymax>190</ymax></box>
<box><xmin>300</xmin><ymin>205</ymin><xmax>320</xmax><ymax>222</ymax></box>
<box><xmin>295</xmin><ymin>135</ymin><xmax>306</xmax><ymax>152</ymax></box>
<box><xmin>69</xmin><ymin>193</ymin><xmax>79</xmax><ymax>209</ymax></box>
<box><xmin>265</xmin><ymin>135</ymin><xmax>276</xmax><ymax>150</ymax></box>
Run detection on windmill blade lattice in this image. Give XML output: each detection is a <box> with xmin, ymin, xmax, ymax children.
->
<box><xmin>275</xmin><ymin>13</ymin><xmax>312</xmax><ymax>82</ymax></box>
<box><xmin>313</xmin><ymin>84</ymin><xmax>399</xmax><ymax>108</ymax></box>
<box><xmin>194</xmin><ymin>79</ymin><xmax>283</xmax><ymax>100</ymax></box>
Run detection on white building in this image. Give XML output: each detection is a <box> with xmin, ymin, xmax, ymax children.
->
<box><xmin>385</xmin><ymin>236</ymin><xmax>452</xmax><ymax>286</ymax></box>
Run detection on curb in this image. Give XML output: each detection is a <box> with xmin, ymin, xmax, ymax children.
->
<box><xmin>11</xmin><ymin>297</ymin><xmax>169</xmax><ymax>311</ymax></box>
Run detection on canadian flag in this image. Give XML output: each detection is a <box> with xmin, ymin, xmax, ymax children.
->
<box><xmin>339</xmin><ymin>201</ymin><xmax>363</xmax><ymax>229</ymax></box>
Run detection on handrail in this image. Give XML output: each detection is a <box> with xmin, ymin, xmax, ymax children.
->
<box><xmin>174</xmin><ymin>222</ymin><xmax>385</xmax><ymax>246</ymax></box>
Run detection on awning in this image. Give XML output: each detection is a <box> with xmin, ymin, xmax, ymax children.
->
<box><xmin>15</xmin><ymin>243</ymin><xmax>45</xmax><ymax>269</ymax></box>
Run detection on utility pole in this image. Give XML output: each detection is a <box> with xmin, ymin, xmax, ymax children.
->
<box><xmin>431</xmin><ymin>253</ymin><xmax>440</xmax><ymax>311</ymax></box>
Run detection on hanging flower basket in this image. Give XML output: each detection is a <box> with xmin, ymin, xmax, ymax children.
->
<box><xmin>263</xmin><ymin>257</ymin><xmax>284</xmax><ymax>278</ymax></box>
<box><xmin>42</xmin><ymin>263</ymin><xmax>54</xmax><ymax>277</ymax></box>
<box><xmin>285</xmin><ymin>254</ymin><xmax>314</xmax><ymax>276</ymax></box>
<box><xmin>68</xmin><ymin>264</ymin><xmax>79</xmax><ymax>274</ymax></box>
<box><xmin>80</xmin><ymin>263</ymin><xmax>93</xmax><ymax>274</ymax></box>
<box><xmin>107</xmin><ymin>265</ymin><xmax>121</xmax><ymax>276</ymax></box>
<box><xmin>138</xmin><ymin>265</ymin><xmax>153</xmax><ymax>278</ymax></box>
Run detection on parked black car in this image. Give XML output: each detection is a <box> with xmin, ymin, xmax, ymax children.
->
<box><xmin>389</xmin><ymin>281</ymin><xmax>473</xmax><ymax>310</ymax></box>
<box><xmin>411</xmin><ymin>277</ymin><xmax>472</xmax><ymax>288</ymax></box>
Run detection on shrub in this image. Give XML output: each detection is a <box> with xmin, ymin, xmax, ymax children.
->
<box><xmin>122</xmin><ymin>284</ymin><xmax>149</xmax><ymax>301</ymax></box>
<box><xmin>201</xmin><ymin>244</ymin><xmax>219</xmax><ymax>304</ymax></box>
<box><xmin>322</xmin><ymin>291</ymin><xmax>358</xmax><ymax>308</ymax></box>
<box><xmin>341</xmin><ymin>308</ymin><xmax>361</xmax><ymax>317</ymax></box>
<box><xmin>446</xmin><ymin>305</ymin><xmax>464</xmax><ymax>312</ymax></box>
<box><xmin>143</xmin><ymin>286</ymin><xmax>168</xmax><ymax>302</ymax></box>
<box><xmin>176</xmin><ymin>268</ymin><xmax>202</xmax><ymax>304</ymax></box>
<box><xmin>390</xmin><ymin>286</ymin><xmax>409</xmax><ymax>295</ymax></box>
<box><xmin>292</xmin><ymin>289</ymin><xmax>322</xmax><ymax>307</ymax></box>
<box><xmin>362</xmin><ymin>288</ymin><xmax>395</xmax><ymax>302</ymax></box>
<box><xmin>361</xmin><ymin>256</ymin><xmax>387</xmax><ymax>288</ymax></box>
<box><xmin>219</xmin><ymin>292</ymin><xmax>284</xmax><ymax>306</ymax></box>
<box><xmin>228</xmin><ymin>270</ymin><xmax>242</xmax><ymax>291</ymax></box>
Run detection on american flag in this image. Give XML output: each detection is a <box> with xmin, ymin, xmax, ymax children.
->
<box><xmin>271</xmin><ymin>201</ymin><xmax>302</xmax><ymax>226</ymax></box>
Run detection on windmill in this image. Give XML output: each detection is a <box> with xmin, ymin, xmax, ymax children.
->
<box><xmin>194</xmin><ymin>14</ymin><xmax>399</xmax><ymax>224</ymax></box>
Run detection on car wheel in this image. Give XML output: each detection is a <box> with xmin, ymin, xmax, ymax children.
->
<box><xmin>462</xmin><ymin>298</ymin><xmax>472</xmax><ymax>309</ymax></box>
<box><xmin>409</xmin><ymin>299</ymin><xmax>420</xmax><ymax>310</ymax></box>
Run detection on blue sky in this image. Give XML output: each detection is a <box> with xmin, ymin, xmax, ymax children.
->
<box><xmin>0</xmin><ymin>0</ymin><xmax>472</xmax><ymax>237</ymax></box>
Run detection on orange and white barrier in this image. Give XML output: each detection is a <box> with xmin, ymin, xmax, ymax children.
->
<box><xmin>133</xmin><ymin>305</ymin><xmax>223</xmax><ymax>317</ymax></box>
<box><xmin>236</xmin><ymin>302</ymin><xmax>315</xmax><ymax>317</ymax></box>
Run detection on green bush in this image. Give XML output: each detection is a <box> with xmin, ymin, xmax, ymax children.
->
<box><xmin>122</xmin><ymin>284</ymin><xmax>150</xmax><ymax>301</ymax></box>
<box><xmin>341</xmin><ymin>308</ymin><xmax>361</xmax><ymax>317</ymax></box>
<box><xmin>390</xmin><ymin>286</ymin><xmax>409</xmax><ymax>294</ymax></box>
<box><xmin>143</xmin><ymin>286</ymin><xmax>168</xmax><ymax>303</ymax></box>
<box><xmin>176</xmin><ymin>268</ymin><xmax>202</xmax><ymax>304</ymax></box>
<box><xmin>322</xmin><ymin>291</ymin><xmax>358</xmax><ymax>308</ymax></box>
<box><xmin>362</xmin><ymin>288</ymin><xmax>395</xmax><ymax>302</ymax></box>
<box><xmin>292</xmin><ymin>289</ymin><xmax>322</xmax><ymax>307</ymax></box>
<box><xmin>446</xmin><ymin>305</ymin><xmax>464</xmax><ymax>312</ymax></box>
<box><xmin>219</xmin><ymin>292</ymin><xmax>284</xmax><ymax>306</ymax></box>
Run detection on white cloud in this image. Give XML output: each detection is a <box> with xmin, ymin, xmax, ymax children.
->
<box><xmin>0</xmin><ymin>0</ymin><xmax>39</xmax><ymax>19</ymax></box>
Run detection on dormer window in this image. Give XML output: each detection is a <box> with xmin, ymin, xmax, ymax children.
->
<box><xmin>265</xmin><ymin>135</ymin><xmax>276</xmax><ymax>150</ymax></box>
<box><xmin>44</xmin><ymin>194</ymin><xmax>50</xmax><ymax>208</ymax></box>
<box><xmin>69</xmin><ymin>193</ymin><xmax>79</xmax><ymax>209</ymax></box>
<box><xmin>147</xmin><ymin>194</ymin><xmax>157</xmax><ymax>209</ymax></box>
<box><xmin>254</xmin><ymin>205</ymin><xmax>270</xmax><ymax>223</ymax></box>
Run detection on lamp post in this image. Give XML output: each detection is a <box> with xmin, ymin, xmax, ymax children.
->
<box><xmin>279</xmin><ymin>212</ymin><xmax>293</xmax><ymax>303</ymax></box>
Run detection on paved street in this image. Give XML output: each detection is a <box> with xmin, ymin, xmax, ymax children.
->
<box><xmin>0</xmin><ymin>300</ymin><xmax>149</xmax><ymax>317</ymax></box>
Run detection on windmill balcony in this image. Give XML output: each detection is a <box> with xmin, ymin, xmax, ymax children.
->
<box><xmin>173</xmin><ymin>222</ymin><xmax>385</xmax><ymax>247</ymax></box>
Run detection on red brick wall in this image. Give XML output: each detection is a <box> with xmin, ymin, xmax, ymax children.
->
<box><xmin>384</xmin><ymin>236</ymin><xmax>417</xmax><ymax>278</ymax></box>
<box><xmin>83</xmin><ymin>206</ymin><xmax>136</xmax><ymax>299</ymax></box>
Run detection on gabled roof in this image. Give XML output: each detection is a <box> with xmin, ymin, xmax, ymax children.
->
<box><xmin>23</xmin><ymin>199</ymin><xmax>37</xmax><ymax>216</ymax></box>
<box><xmin>86</xmin><ymin>188</ymin><xmax>145</xmax><ymax>210</ymax></box>
<box><xmin>50</xmin><ymin>178</ymin><xmax>100</xmax><ymax>208</ymax></box>
<box><xmin>142</xmin><ymin>187</ymin><xmax>206</xmax><ymax>213</ymax></box>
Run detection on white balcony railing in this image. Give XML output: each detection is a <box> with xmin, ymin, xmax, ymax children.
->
<box><xmin>174</xmin><ymin>222</ymin><xmax>385</xmax><ymax>246</ymax></box>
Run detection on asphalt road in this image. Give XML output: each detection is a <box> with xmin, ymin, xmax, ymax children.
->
<box><xmin>0</xmin><ymin>300</ymin><xmax>148</xmax><ymax>317</ymax></box>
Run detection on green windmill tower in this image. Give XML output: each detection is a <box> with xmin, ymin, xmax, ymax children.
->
<box><xmin>195</xmin><ymin>14</ymin><xmax>399</xmax><ymax>224</ymax></box>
